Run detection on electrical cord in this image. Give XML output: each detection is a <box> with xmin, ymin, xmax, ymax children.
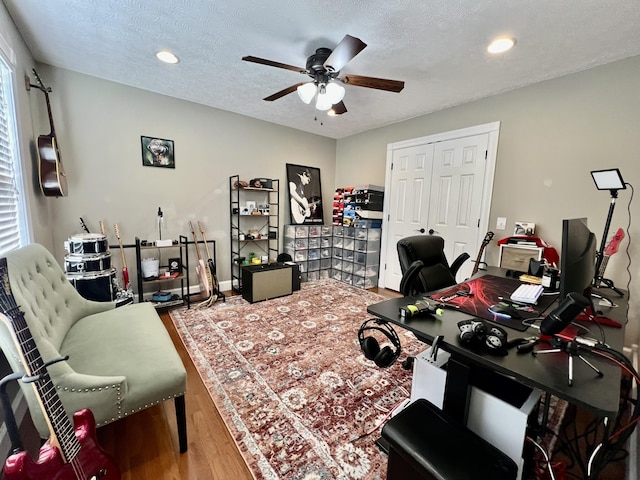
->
<box><xmin>576</xmin><ymin>342</ymin><xmax>639</xmax><ymax>478</ymax></box>
<box><xmin>526</xmin><ymin>436</ymin><xmax>557</xmax><ymax>480</ymax></box>
<box><xmin>622</xmin><ymin>182</ymin><xmax>633</xmax><ymax>324</ymax></box>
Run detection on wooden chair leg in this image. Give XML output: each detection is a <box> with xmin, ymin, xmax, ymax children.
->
<box><xmin>175</xmin><ymin>395</ymin><xmax>188</xmax><ymax>453</ymax></box>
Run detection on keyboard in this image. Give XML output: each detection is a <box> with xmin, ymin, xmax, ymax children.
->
<box><xmin>510</xmin><ymin>283</ymin><xmax>544</xmax><ymax>304</ymax></box>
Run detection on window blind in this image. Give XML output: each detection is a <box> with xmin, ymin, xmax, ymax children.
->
<box><xmin>0</xmin><ymin>55</ymin><xmax>27</xmax><ymax>254</ymax></box>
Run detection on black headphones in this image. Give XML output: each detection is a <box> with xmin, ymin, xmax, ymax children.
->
<box><xmin>358</xmin><ymin>318</ymin><xmax>402</xmax><ymax>368</ymax></box>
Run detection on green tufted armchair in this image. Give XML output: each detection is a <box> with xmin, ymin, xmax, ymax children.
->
<box><xmin>0</xmin><ymin>244</ymin><xmax>188</xmax><ymax>452</ymax></box>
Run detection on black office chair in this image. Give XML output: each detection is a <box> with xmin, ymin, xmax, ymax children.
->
<box><xmin>397</xmin><ymin>235</ymin><xmax>470</xmax><ymax>296</ymax></box>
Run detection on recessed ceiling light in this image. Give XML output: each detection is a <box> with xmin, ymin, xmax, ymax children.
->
<box><xmin>487</xmin><ymin>37</ymin><xmax>516</xmax><ymax>54</ymax></box>
<box><xmin>156</xmin><ymin>50</ymin><xmax>180</xmax><ymax>64</ymax></box>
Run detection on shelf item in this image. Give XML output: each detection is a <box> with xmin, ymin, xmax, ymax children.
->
<box><xmin>498</xmin><ymin>244</ymin><xmax>544</xmax><ymax>273</ymax></box>
<box><xmin>284</xmin><ymin>225</ymin><xmax>381</xmax><ymax>288</ymax></box>
<box><xmin>230</xmin><ymin>175</ymin><xmax>280</xmax><ymax>293</ymax></box>
<box><xmin>135</xmin><ymin>236</ymin><xmax>219</xmax><ymax>309</ymax></box>
<box><xmin>136</xmin><ymin>236</ymin><xmax>188</xmax><ymax>308</ymax></box>
<box><xmin>283</xmin><ymin>224</ymin><xmax>332</xmax><ymax>282</ymax></box>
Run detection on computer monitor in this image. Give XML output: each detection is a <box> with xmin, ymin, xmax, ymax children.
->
<box><xmin>558</xmin><ymin>218</ymin><xmax>597</xmax><ymax>301</ymax></box>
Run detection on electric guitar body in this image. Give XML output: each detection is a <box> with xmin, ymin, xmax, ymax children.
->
<box><xmin>4</xmin><ymin>409</ymin><xmax>118</xmax><ymax>480</ymax></box>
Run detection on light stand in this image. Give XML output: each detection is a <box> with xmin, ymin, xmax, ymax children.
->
<box><xmin>590</xmin><ymin>168</ymin><xmax>626</xmax><ymax>296</ymax></box>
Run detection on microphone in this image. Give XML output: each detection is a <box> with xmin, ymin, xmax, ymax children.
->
<box><xmin>540</xmin><ymin>292</ymin><xmax>590</xmax><ymax>336</ymax></box>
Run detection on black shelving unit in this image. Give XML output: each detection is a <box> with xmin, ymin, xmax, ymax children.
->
<box><xmin>229</xmin><ymin>175</ymin><xmax>279</xmax><ymax>293</ymax></box>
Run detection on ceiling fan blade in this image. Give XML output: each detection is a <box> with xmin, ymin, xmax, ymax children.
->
<box><xmin>263</xmin><ymin>82</ymin><xmax>306</xmax><ymax>101</ymax></box>
<box><xmin>323</xmin><ymin>35</ymin><xmax>367</xmax><ymax>72</ymax></box>
<box><xmin>329</xmin><ymin>101</ymin><xmax>347</xmax><ymax>116</ymax></box>
<box><xmin>242</xmin><ymin>56</ymin><xmax>306</xmax><ymax>73</ymax></box>
<box><xmin>339</xmin><ymin>74</ymin><xmax>405</xmax><ymax>93</ymax></box>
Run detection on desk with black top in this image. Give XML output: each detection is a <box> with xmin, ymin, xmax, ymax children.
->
<box><xmin>367</xmin><ymin>270</ymin><xmax>625</xmax><ymax>423</ymax></box>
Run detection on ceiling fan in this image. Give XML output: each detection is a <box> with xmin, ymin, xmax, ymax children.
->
<box><xmin>242</xmin><ymin>34</ymin><xmax>405</xmax><ymax>116</ymax></box>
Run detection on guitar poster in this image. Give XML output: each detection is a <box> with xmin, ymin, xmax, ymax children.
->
<box><xmin>286</xmin><ymin>163</ymin><xmax>323</xmax><ymax>224</ymax></box>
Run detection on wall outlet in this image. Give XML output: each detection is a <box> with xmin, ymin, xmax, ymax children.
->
<box><xmin>496</xmin><ymin>217</ymin><xmax>507</xmax><ymax>230</ymax></box>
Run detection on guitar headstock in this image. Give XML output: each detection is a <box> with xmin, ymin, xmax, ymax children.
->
<box><xmin>28</xmin><ymin>69</ymin><xmax>52</xmax><ymax>93</ymax></box>
<box><xmin>604</xmin><ymin>228</ymin><xmax>624</xmax><ymax>256</ymax></box>
<box><xmin>0</xmin><ymin>257</ymin><xmax>18</xmax><ymax>313</ymax></box>
<box><xmin>482</xmin><ymin>231</ymin><xmax>495</xmax><ymax>247</ymax></box>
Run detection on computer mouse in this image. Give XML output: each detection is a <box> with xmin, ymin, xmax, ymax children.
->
<box><xmin>488</xmin><ymin>304</ymin><xmax>523</xmax><ymax>320</ymax></box>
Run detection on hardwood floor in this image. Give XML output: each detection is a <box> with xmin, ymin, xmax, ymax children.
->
<box><xmin>97</xmin><ymin>307</ymin><xmax>253</xmax><ymax>480</ymax></box>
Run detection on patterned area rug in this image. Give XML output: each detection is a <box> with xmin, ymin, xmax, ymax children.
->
<box><xmin>169</xmin><ymin>279</ymin><xmax>566</xmax><ymax>480</ymax></box>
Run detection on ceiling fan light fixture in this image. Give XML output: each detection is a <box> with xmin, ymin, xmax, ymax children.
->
<box><xmin>315</xmin><ymin>95</ymin><xmax>333</xmax><ymax>111</ymax></box>
<box><xmin>297</xmin><ymin>82</ymin><xmax>317</xmax><ymax>104</ymax></box>
<box><xmin>325</xmin><ymin>82</ymin><xmax>345</xmax><ymax>104</ymax></box>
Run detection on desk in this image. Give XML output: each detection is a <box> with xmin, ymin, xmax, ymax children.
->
<box><xmin>367</xmin><ymin>273</ymin><xmax>625</xmax><ymax>421</ymax></box>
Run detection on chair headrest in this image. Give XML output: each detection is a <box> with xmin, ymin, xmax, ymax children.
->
<box><xmin>397</xmin><ymin>235</ymin><xmax>447</xmax><ymax>265</ymax></box>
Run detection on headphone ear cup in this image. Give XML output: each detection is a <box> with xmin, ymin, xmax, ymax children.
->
<box><xmin>374</xmin><ymin>345</ymin><xmax>394</xmax><ymax>368</ymax></box>
<box><xmin>361</xmin><ymin>336</ymin><xmax>380</xmax><ymax>360</ymax></box>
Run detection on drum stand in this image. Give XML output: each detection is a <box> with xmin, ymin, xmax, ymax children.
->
<box><xmin>533</xmin><ymin>338</ymin><xmax>603</xmax><ymax>386</ymax></box>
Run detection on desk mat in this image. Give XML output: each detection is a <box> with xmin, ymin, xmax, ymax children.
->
<box><xmin>429</xmin><ymin>274</ymin><xmax>558</xmax><ymax>331</ymax></box>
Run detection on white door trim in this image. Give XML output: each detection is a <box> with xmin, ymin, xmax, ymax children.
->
<box><xmin>379</xmin><ymin>121</ymin><xmax>501</xmax><ymax>289</ymax></box>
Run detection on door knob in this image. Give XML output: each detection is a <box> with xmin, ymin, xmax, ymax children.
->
<box><xmin>415</xmin><ymin>228</ymin><xmax>425</xmax><ymax>234</ymax></box>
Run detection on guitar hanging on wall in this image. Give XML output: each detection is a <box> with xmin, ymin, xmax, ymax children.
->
<box><xmin>28</xmin><ymin>69</ymin><xmax>68</xmax><ymax>197</ymax></box>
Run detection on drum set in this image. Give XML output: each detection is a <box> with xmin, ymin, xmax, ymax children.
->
<box><xmin>64</xmin><ymin>232</ymin><xmax>132</xmax><ymax>304</ymax></box>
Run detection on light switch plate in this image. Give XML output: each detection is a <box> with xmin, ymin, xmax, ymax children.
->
<box><xmin>496</xmin><ymin>217</ymin><xmax>507</xmax><ymax>230</ymax></box>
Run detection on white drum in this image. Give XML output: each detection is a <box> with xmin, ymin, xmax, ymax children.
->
<box><xmin>66</xmin><ymin>269</ymin><xmax>116</xmax><ymax>302</ymax></box>
<box><xmin>64</xmin><ymin>252</ymin><xmax>112</xmax><ymax>273</ymax></box>
<box><xmin>65</xmin><ymin>233</ymin><xmax>108</xmax><ymax>255</ymax></box>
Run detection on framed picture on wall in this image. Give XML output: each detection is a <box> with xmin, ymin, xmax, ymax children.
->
<box><xmin>286</xmin><ymin>163</ymin><xmax>323</xmax><ymax>224</ymax></box>
<box><xmin>141</xmin><ymin>136</ymin><xmax>175</xmax><ymax>168</ymax></box>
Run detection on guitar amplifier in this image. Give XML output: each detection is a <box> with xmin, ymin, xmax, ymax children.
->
<box><xmin>242</xmin><ymin>263</ymin><xmax>300</xmax><ymax>303</ymax></box>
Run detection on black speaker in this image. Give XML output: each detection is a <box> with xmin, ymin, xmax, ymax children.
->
<box><xmin>358</xmin><ymin>318</ymin><xmax>402</xmax><ymax>368</ymax></box>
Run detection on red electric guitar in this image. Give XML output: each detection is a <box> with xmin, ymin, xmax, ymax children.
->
<box><xmin>0</xmin><ymin>258</ymin><xmax>120</xmax><ymax>480</ymax></box>
<box><xmin>594</xmin><ymin>228</ymin><xmax>624</xmax><ymax>287</ymax></box>
<box><xmin>29</xmin><ymin>69</ymin><xmax>68</xmax><ymax>197</ymax></box>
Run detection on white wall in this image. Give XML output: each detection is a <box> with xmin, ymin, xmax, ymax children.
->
<box><xmin>336</xmin><ymin>56</ymin><xmax>640</xmax><ymax>345</ymax></box>
<box><xmin>34</xmin><ymin>65</ymin><xmax>337</xmax><ymax>285</ymax></box>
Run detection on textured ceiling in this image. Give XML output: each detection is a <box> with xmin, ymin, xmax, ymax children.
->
<box><xmin>4</xmin><ymin>0</ymin><xmax>640</xmax><ymax>139</ymax></box>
